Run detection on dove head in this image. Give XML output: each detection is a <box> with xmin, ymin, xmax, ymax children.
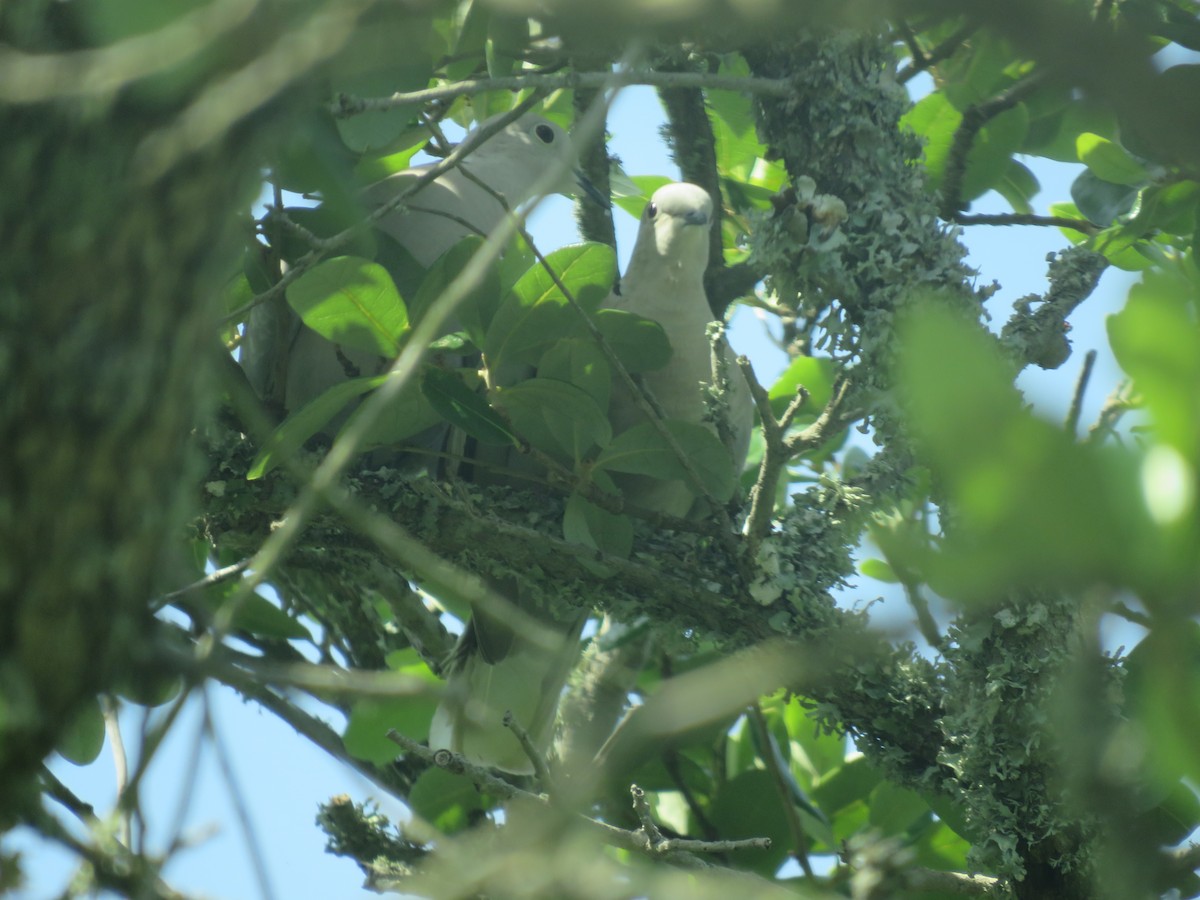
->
<box><xmin>460</xmin><ymin>113</ymin><xmax>580</xmax><ymax>203</ymax></box>
<box><xmin>631</xmin><ymin>182</ymin><xmax>713</xmax><ymax>278</ymax></box>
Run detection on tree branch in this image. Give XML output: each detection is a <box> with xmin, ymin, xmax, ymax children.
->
<box><xmin>330</xmin><ymin>70</ymin><xmax>794</xmax><ymax>118</ymax></box>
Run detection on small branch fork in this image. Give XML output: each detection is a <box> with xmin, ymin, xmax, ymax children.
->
<box><xmin>739</xmin><ymin>360</ymin><xmax>860</xmax><ymax>553</ymax></box>
<box><xmin>384</xmin><ymin>728</ymin><xmax>770</xmax><ymax>864</ymax></box>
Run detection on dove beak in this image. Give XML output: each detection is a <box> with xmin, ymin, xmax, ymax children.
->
<box><xmin>682</xmin><ymin>207</ymin><xmax>711</xmax><ymax>227</ymax></box>
<box><xmin>574</xmin><ymin>169</ymin><xmax>609</xmax><ymax>207</ymax></box>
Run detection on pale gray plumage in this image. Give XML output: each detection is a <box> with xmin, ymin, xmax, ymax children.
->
<box><xmin>605</xmin><ymin>182</ymin><xmax>754</xmax><ymax>517</ymax></box>
<box><xmin>429</xmin><ymin>182</ymin><xmax>754</xmax><ymax>774</ymax></box>
<box><xmin>241</xmin><ymin>113</ymin><xmax>582</xmax><ymax>416</ymax></box>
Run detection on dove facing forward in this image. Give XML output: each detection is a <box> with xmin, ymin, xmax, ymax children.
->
<box><xmin>605</xmin><ymin>181</ymin><xmax>754</xmax><ymax>517</ymax></box>
<box><xmin>428</xmin><ymin>182</ymin><xmax>754</xmax><ymax>774</ymax></box>
<box><xmin>241</xmin><ymin>113</ymin><xmax>587</xmax><ymax>421</ymax></box>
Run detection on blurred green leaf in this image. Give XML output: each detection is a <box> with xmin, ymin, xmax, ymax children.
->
<box><xmin>286</xmin><ymin>256</ymin><xmax>409</xmax><ymax>357</ymax></box>
<box><xmin>903</xmin><ymin>94</ymin><xmax>1028</xmax><ymax>202</ymax></box>
<box><xmin>539</xmin><ymin>339</ymin><xmax>611</xmax><ymax>412</ymax></box>
<box><xmin>811</xmin><ymin>755</ymin><xmax>882</xmax><ymax>815</ymax></box>
<box><xmin>868</xmin><ymin>781</ymin><xmax>931</xmax><ymax>836</ymax></box>
<box><xmin>409</xmin><ymin>766</ymin><xmax>487</xmax><ymax>833</ymax></box>
<box><xmin>1071</xmin><ymin>170</ymin><xmax>1139</xmax><ymax>225</ymax></box>
<box><xmin>768</xmin><ymin>355</ymin><xmax>834</xmax><ymax>420</ymax></box>
<box><xmin>858</xmin><ymin>558</ymin><xmax>899</xmax><ymax>583</ymax></box>
<box><xmin>564</xmin><ymin>491</ymin><xmax>632</xmax><ymax>559</ymax></box>
<box><xmin>248</xmin><ymin>374</ymin><xmax>386</xmax><ymax>479</ymax></box>
<box><xmin>1108</xmin><ymin>270</ymin><xmax>1200</xmax><ymax>456</ymax></box>
<box><xmin>585</xmin><ymin>309</ymin><xmax>672</xmax><ymax>374</ymax></box>
<box><xmin>485</xmin><ymin>13</ymin><xmax>527</xmax><ymax>78</ymax></box>
<box><xmin>709</xmin><ymin>769</ymin><xmax>792</xmax><ymax>876</ymax></box>
<box><xmin>345</xmin><ymin>693</ymin><xmax>438</xmax><ymax>765</ymax></box>
<box><xmin>411</xmin><ymin>236</ymin><xmax>501</xmax><ymax>342</ymax></box>
<box><xmin>422</xmin><ymin>367</ymin><xmax>514</xmax><ymax>445</ymax></box>
<box><xmin>493</xmin><ymin>378</ymin><xmax>612</xmax><ymax>462</ymax></box>
<box><xmin>446</xmin><ymin>0</ymin><xmax>490</xmax><ymax>83</ymax></box>
<box><xmin>337</xmin><ymin>374</ymin><xmax>445</xmax><ymax>453</ymax></box>
<box><xmin>995</xmin><ymin>159</ymin><xmax>1040</xmax><ymax>215</ymax></box>
<box><xmin>1076</xmin><ymin>133</ymin><xmax>1149</xmax><ymax>186</ymax></box>
<box><xmin>328</xmin><ymin>12</ymin><xmax>434</xmax><ymax>153</ymax></box>
<box><xmin>56</xmin><ymin>698</ymin><xmax>105</xmax><ymax>766</ymax></box>
<box><xmin>485</xmin><ymin>243</ymin><xmax>617</xmax><ymax>371</ymax></box>
<box><xmin>595</xmin><ymin>421</ymin><xmax>735</xmax><ymax>502</ymax></box>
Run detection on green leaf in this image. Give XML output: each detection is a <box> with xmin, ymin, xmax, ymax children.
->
<box><xmin>230</xmin><ymin>594</ymin><xmax>312</xmax><ymax>640</ymax></box>
<box><xmin>612</xmin><ymin>175</ymin><xmax>674</xmax><ymax>220</ymax></box>
<box><xmin>56</xmin><ymin>698</ymin><xmax>105</xmax><ymax>766</ymax></box>
<box><xmin>373</xmin><ymin>230</ymin><xmax>428</xmax><ymax>303</ymax></box>
<box><xmin>538</xmin><ymin>339</ymin><xmax>611</xmax><ymax>412</ymax></box>
<box><xmin>1090</xmin><ymin>225</ymin><xmax>1157</xmax><ymax>271</ymax></box>
<box><xmin>784</xmin><ymin>700</ymin><xmax>848</xmax><ymax>785</ymax></box>
<box><xmin>564</xmin><ymin>491</ymin><xmax>633</xmax><ymax>559</ymax></box>
<box><xmin>901</xmin><ymin>92</ymin><xmax>962</xmax><ymax>192</ymax></box>
<box><xmin>286</xmin><ymin>256</ymin><xmax>409</xmax><ymax>357</ymax></box>
<box><xmin>328</xmin><ymin>12</ymin><xmax>433</xmax><ymax>153</ymax></box>
<box><xmin>344</xmin><ymin>695</ymin><xmax>435</xmax><ymax>765</ymax></box>
<box><xmin>994</xmin><ymin>159</ymin><xmax>1040</xmax><ymax>215</ymax></box>
<box><xmin>708</xmin><ymin>769</ymin><xmax>792</xmax><ymax>876</ymax></box>
<box><xmin>492</xmin><ymin>378</ymin><xmax>612</xmax><ymax>462</ymax></box>
<box><xmin>960</xmin><ymin>103</ymin><xmax>1030</xmax><ymax>202</ymax></box>
<box><xmin>868</xmin><ymin>781</ymin><xmax>931</xmax><ymax>836</ymax></box>
<box><xmin>336</xmin><ymin>377</ymin><xmax>445</xmax><ymax>454</ymax></box>
<box><xmin>902</xmin><ymin>94</ymin><xmax>1029</xmax><ymax>201</ymax></box>
<box><xmin>446</xmin><ymin>0</ymin><xmax>489</xmax><ymax>83</ymax></box>
<box><xmin>585</xmin><ymin>309</ymin><xmax>672</xmax><ymax>374</ymax></box>
<box><xmin>408</xmin><ymin>766</ymin><xmax>486</xmax><ymax>833</ymax></box>
<box><xmin>248</xmin><ymin>375</ymin><xmax>386</xmax><ymax>479</ymax></box>
<box><xmin>116</xmin><ymin>669</ymin><xmax>183</xmax><ymax>708</ymax></box>
<box><xmin>811</xmin><ymin>754</ymin><xmax>882</xmax><ymax>814</ymax></box>
<box><xmin>859</xmin><ymin>558</ymin><xmax>899</xmax><ymax>583</ymax></box>
<box><xmin>1070</xmin><ymin>170</ymin><xmax>1138</xmax><ymax>225</ymax></box>
<box><xmin>1107</xmin><ymin>270</ymin><xmax>1200</xmax><ymax>457</ymax></box>
<box><xmin>485</xmin><ymin>13</ymin><xmax>527</xmax><ymax>78</ymax></box>
<box><xmin>421</xmin><ymin>367</ymin><xmax>514</xmax><ymax>445</ymax></box>
<box><xmin>708</xmin><ymin>88</ymin><xmax>767</xmax><ymax>181</ymax></box>
<box><xmin>1077</xmin><ymin>132</ymin><xmax>1149</xmax><ymax>186</ymax></box>
<box><xmin>410</xmin><ymin>236</ymin><xmax>501</xmax><ymax>342</ymax></box>
<box><xmin>768</xmin><ymin>355</ymin><xmax>834</xmax><ymax>420</ymax></box>
<box><xmin>595</xmin><ymin>421</ymin><xmax>735</xmax><ymax>502</ymax></box>
<box><xmin>484</xmin><ymin>243</ymin><xmax>617</xmax><ymax>371</ymax></box>
<box><xmin>274</xmin><ymin>205</ymin><xmax>376</xmax><ymax>265</ymax></box>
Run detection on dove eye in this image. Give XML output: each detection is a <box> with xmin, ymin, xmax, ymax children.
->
<box><xmin>534</xmin><ymin>124</ymin><xmax>555</xmax><ymax>144</ymax></box>
<box><xmin>645</xmin><ymin>203</ymin><xmax>658</xmax><ymax>219</ymax></box>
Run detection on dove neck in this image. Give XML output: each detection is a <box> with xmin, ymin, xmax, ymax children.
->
<box><xmin>622</xmin><ymin>254</ymin><xmax>707</xmax><ymax>317</ymax></box>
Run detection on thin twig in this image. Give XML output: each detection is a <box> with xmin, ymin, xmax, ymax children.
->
<box><xmin>1065</xmin><ymin>349</ymin><xmax>1097</xmax><ymax>437</ymax></box>
<box><xmin>940</xmin><ymin>73</ymin><xmax>1046</xmax><ymax>218</ymax></box>
<box><xmin>101</xmin><ymin>695</ymin><xmax>131</xmax><ymax>846</ymax></box>
<box><xmin>503</xmin><ymin>710</ymin><xmax>557</xmax><ymax>790</ymax></box>
<box><xmin>748</xmin><ymin>705</ymin><xmax>813</xmax><ymax>877</ymax></box>
<box><xmin>895</xmin><ymin>21</ymin><xmax>977</xmax><ymax>83</ymax></box>
<box><xmin>954</xmin><ymin>212</ymin><xmax>1099</xmax><ymax>235</ymax></box>
<box><xmin>202</xmin><ymin>689</ymin><xmax>278</xmax><ymax>900</ymax></box>
<box><xmin>40</xmin><ymin>766</ymin><xmax>99</xmax><ymax>825</ymax></box>
<box><xmin>1085</xmin><ymin>381</ymin><xmax>1136</xmax><ymax>446</ymax></box>
<box><xmin>331</xmin><ymin>70</ymin><xmax>794</xmax><ymax>117</ymax></box>
<box><xmin>155</xmin><ymin>558</ymin><xmax>250</xmax><ymax>608</ymax></box>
